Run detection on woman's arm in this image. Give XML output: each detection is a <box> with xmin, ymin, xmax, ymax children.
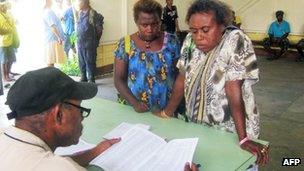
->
<box><xmin>51</xmin><ymin>25</ymin><xmax>63</xmax><ymax>44</ymax></box>
<box><xmin>114</xmin><ymin>58</ymin><xmax>149</xmax><ymax>113</ymax></box>
<box><xmin>154</xmin><ymin>72</ymin><xmax>185</xmax><ymax>117</ymax></box>
<box><xmin>225</xmin><ymin>80</ymin><xmax>269</xmax><ymax>166</ymax></box>
<box><xmin>225</xmin><ymin>80</ymin><xmax>247</xmax><ymax>141</ymax></box>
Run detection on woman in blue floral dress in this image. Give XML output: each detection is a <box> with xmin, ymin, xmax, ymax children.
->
<box><xmin>114</xmin><ymin>0</ymin><xmax>180</xmax><ymax>113</ymax></box>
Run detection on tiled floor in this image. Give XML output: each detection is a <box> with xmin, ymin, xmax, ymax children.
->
<box><xmin>1</xmin><ymin>57</ymin><xmax>303</xmax><ymax>170</ymax></box>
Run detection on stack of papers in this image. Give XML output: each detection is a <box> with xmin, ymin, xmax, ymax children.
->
<box><xmin>55</xmin><ymin>122</ymin><xmax>199</xmax><ymax>171</ymax></box>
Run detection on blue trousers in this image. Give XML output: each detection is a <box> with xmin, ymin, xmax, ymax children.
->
<box><xmin>77</xmin><ymin>47</ymin><xmax>97</xmax><ymax>80</ymax></box>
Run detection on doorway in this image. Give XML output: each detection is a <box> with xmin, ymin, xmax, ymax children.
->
<box><xmin>10</xmin><ymin>0</ymin><xmax>46</xmax><ymax>73</ymax></box>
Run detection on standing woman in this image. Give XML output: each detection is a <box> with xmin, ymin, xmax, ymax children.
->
<box><xmin>114</xmin><ymin>0</ymin><xmax>180</xmax><ymax>113</ymax></box>
<box><xmin>43</xmin><ymin>0</ymin><xmax>65</xmax><ymax>67</ymax></box>
<box><xmin>160</xmin><ymin>0</ymin><xmax>269</xmax><ymax>168</ymax></box>
<box><xmin>0</xmin><ymin>0</ymin><xmax>17</xmax><ymax>82</ymax></box>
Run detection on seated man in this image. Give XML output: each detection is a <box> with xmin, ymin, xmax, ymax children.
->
<box><xmin>0</xmin><ymin>67</ymin><xmax>198</xmax><ymax>171</ymax></box>
<box><xmin>296</xmin><ymin>39</ymin><xmax>304</xmax><ymax>62</ymax></box>
<box><xmin>263</xmin><ymin>10</ymin><xmax>290</xmax><ymax>60</ymax></box>
<box><xmin>0</xmin><ymin>67</ymin><xmax>120</xmax><ymax>171</ymax></box>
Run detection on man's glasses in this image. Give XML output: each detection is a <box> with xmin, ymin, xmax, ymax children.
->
<box><xmin>63</xmin><ymin>102</ymin><xmax>91</xmax><ymax>118</ymax></box>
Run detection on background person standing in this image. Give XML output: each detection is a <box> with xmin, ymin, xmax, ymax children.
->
<box><xmin>162</xmin><ymin>0</ymin><xmax>180</xmax><ymax>34</ymax></box>
<box><xmin>75</xmin><ymin>0</ymin><xmax>103</xmax><ymax>83</ymax></box>
<box><xmin>43</xmin><ymin>0</ymin><xmax>66</xmax><ymax>67</ymax></box>
<box><xmin>62</xmin><ymin>0</ymin><xmax>75</xmax><ymax>58</ymax></box>
<box><xmin>0</xmin><ymin>0</ymin><xmax>18</xmax><ymax>82</ymax></box>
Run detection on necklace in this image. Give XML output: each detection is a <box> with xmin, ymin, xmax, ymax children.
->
<box><xmin>4</xmin><ymin>133</ymin><xmax>47</xmax><ymax>151</ymax></box>
<box><xmin>137</xmin><ymin>32</ymin><xmax>158</xmax><ymax>50</ymax></box>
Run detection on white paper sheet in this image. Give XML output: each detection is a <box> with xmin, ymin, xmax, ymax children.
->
<box><xmin>90</xmin><ymin>126</ymin><xmax>166</xmax><ymax>171</ymax></box>
<box><xmin>103</xmin><ymin>122</ymin><xmax>150</xmax><ymax>140</ymax></box>
<box><xmin>134</xmin><ymin>138</ymin><xmax>199</xmax><ymax>171</ymax></box>
<box><xmin>54</xmin><ymin>139</ymin><xmax>96</xmax><ymax>156</ymax></box>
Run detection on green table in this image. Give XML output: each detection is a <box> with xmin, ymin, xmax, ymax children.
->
<box><xmin>82</xmin><ymin>98</ymin><xmax>264</xmax><ymax>171</ymax></box>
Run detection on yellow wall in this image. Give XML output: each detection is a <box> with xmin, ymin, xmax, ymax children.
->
<box><xmin>96</xmin><ymin>43</ymin><xmax>117</xmax><ymax>68</ymax></box>
<box><xmin>92</xmin><ymin>0</ymin><xmax>304</xmax><ymax>41</ymax></box>
<box><xmin>90</xmin><ymin>0</ymin><xmax>125</xmax><ymax>68</ymax></box>
<box><xmin>90</xmin><ymin>0</ymin><xmax>126</xmax><ymax>43</ymax></box>
<box><xmin>223</xmin><ymin>0</ymin><xmax>304</xmax><ymax>35</ymax></box>
<box><xmin>127</xmin><ymin>0</ymin><xmax>191</xmax><ymax>34</ymax></box>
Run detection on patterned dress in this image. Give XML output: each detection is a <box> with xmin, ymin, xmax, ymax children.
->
<box><xmin>114</xmin><ymin>32</ymin><xmax>180</xmax><ymax>111</ymax></box>
<box><xmin>177</xmin><ymin>29</ymin><xmax>260</xmax><ymax>139</ymax></box>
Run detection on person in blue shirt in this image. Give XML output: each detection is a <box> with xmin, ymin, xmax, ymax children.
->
<box><xmin>62</xmin><ymin>0</ymin><xmax>75</xmax><ymax>57</ymax></box>
<box><xmin>263</xmin><ymin>10</ymin><xmax>290</xmax><ymax>60</ymax></box>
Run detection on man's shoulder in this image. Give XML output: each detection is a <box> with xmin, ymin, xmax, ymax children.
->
<box><xmin>65</xmin><ymin>7</ymin><xmax>74</xmax><ymax>15</ymax></box>
<box><xmin>44</xmin><ymin>9</ymin><xmax>55</xmax><ymax>16</ymax></box>
<box><xmin>91</xmin><ymin>9</ymin><xmax>104</xmax><ymax>22</ymax></box>
<box><xmin>283</xmin><ymin>20</ymin><xmax>290</xmax><ymax>25</ymax></box>
<box><xmin>270</xmin><ymin>21</ymin><xmax>277</xmax><ymax>25</ymax></box>
<box><xmin>91</xmin><ymin>8</ymin><xmax>103</xmax><ymax>16</ymax></box>
<box><xmin>226</xmin><ymin>29</ymin><xmax>248</xmax><ymax>41</ymax></box>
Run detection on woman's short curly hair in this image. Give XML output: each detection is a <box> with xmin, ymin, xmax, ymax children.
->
<box><xmin>133</xmin><ymin>0</ymin><xmax>163</xmax><ymax>23</ymax></box>
<box><xmin>186</xmin><ymin>0</ymin><xmax>233</xmax><ymax>27</ymax></box>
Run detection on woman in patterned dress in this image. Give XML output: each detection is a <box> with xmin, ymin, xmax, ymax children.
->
<box><xmin>158</xmin><ymin>0</ymin><xmax>269</xmax><ymax>167</ymax></box>
<box><xmin>114</xmin><ymin>0</ymin><xmax>180</xmax><ymax>113</ymax></box>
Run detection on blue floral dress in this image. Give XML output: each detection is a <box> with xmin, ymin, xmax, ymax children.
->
<box><xmin>114</xmin><ymin>33</ymin><xmax>180</xmax><ymax>111</ymax></box>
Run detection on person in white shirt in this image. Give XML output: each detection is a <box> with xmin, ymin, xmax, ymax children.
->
<box><xmin>0</xmin><ymin>67</ymin><xmax>120</xmax><ymax>171</ymax></box>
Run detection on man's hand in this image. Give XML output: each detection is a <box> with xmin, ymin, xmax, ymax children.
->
<box><xmin>132</xmin><ymin>101</ymin><xmax>149</xmax><ymax>113</ymax></box>
<box><xmin>240</xmin><ymin>140</ymin><xmax>269</xmax><ymax>166</ymax></box>
<box><xmin>94</xmin><ymin>138</ymin><xmax>121</xmax><ymax>154</ymax></box>
<box><xmin>184</xmin><ymin>162</ymin><xmax>199</xmax><ymax>171</ymax></box>
<box><xmin>71</xmin><ymin>138</ymin><xmax>121</xmax><ymax>167</ymax></box>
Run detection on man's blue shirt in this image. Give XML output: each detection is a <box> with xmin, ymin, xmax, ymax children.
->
<box><xmin>63</xmin><ymin>7</ymin><xmax>74</xmax><ymax>35</ymax></box>
<box><xmin>268</xmin><ymin>20</ymin><xmax>290</xmax><ymax>38</ymax></box>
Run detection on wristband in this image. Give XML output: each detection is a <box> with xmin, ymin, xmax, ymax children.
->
<box><xmin>239</xmin><ymin>137</ymin><xmax>250</xmax><ymax>146</ymax></box>
<box><xmin>160</xmin><ymin>110</ymin><xmax>170</xmax><ymax>118</ymax></box>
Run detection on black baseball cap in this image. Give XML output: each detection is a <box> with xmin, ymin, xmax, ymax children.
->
<box><xmin>5</xmin><ymin>67</ymin><xmax>98</xmax><ymax>120</ymax></box>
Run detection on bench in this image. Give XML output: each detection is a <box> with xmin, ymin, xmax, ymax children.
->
<box><xmin>246</xmin><ymin>32</ymin><xmax>303</xmax><ymax>51</ymax></box>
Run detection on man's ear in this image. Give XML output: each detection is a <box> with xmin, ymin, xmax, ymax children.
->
<box><xmin>49</xmin><ymin>104</ymin><xmax>63</xmax><ymax>125</ymax></box>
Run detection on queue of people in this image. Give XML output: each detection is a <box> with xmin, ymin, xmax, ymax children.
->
<box><xmin>43</xmin><ymin>0</ymin><xmax>103</xmax><ymax>83</ymax></box>
<box><xmin>0</xmin><ymin>0</ymin><xmax>20</xmax><ymax>91</ymax></box>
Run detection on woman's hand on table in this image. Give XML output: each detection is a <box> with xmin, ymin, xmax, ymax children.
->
<box><xmin>132</xmin><ymin>101</ymin><xmax>149</xmax><ymax>113</ymax></box>
<box><xmin>184</xmin><ymin>162</ymin><xmax>199</xmax><ymax>171</ymax></box>
<box><xmin>240</xmin><ymin>140</ymin><xmax>269</xmax><ymax>166</ymax></box>
<box><xmin>152</xmin><ymin>109</ymin><xmax>172</xmax><ymax>118</ymax></box>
